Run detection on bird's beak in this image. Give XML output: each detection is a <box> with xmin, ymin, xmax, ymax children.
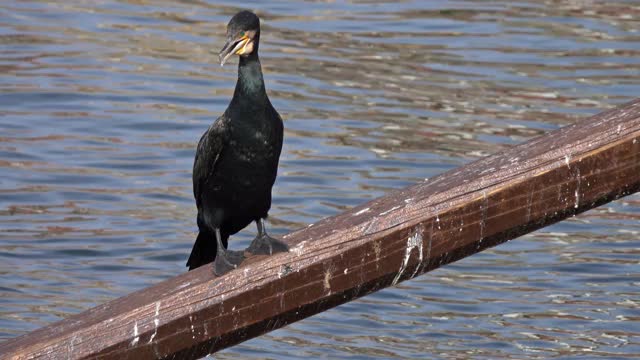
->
<box><xmin>218</xmin><ymin>35</ymin><xmax>250</xmax><ymax>66</ymax></box>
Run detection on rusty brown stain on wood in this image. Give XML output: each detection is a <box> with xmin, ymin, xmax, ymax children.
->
<box><xmin>1</xmin><ymin>99</ymin><xmax>640</xmax><ymax>360</ymax></box>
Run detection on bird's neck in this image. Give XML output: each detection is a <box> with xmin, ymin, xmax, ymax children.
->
<box><xmin>233</xmin><ymin>53</ymin><xmax>267</xmax><ymax>104</ymax></box>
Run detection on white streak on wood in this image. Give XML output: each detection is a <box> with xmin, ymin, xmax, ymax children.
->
<box><xmin>148</xmin><ymin>302</ymin><xmax>160</xmax><ymax>344</ymax></box>
<box><xmin>379</xmin><ymin>205</ymin><xmax>401</xmax><ymax>216</ymax></box>
<box><xmin>575</xmin><ymin>168</ymin><xmax>581</xmax><ymax>209</ymax></box>
<box><xmin>131</xmin><ymin>322</ymin><xmax>139</xmax><ymax>346</ymax></box>
<box><xmin>292</xmin><ymin>241</ymin><xmax>306</xmax><ymax>256</ymax></box>
<box><xmin>393</xmin><ymin>226</ymin><xmax>424</xmax><ymax>285</ymax></box>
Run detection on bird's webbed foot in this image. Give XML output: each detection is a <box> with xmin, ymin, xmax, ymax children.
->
<box><xmin>246</xmin><ymin>234</ymin><xmax>289</xmax><ymax>255</ymax></box>
<box><xmin>212</xmin><ymin>248</ymin><xmax>245</xmax><ymax>276</ymax></box>
<box><xmin>246</xmin><ymin>219</ymin><xmax>289</xmax><ymax>255</ymax></box>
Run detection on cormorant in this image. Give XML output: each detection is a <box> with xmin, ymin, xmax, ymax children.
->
<box><xmin>187</xmin><ymin>10</ymin><xmax>288</xmax><ymax>275</ymax></box>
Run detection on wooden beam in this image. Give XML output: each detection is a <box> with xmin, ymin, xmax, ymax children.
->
<box><xmin>2</xmin><ymin>99</ymin><xmax>640</xmax><ymax>360</ymax></box>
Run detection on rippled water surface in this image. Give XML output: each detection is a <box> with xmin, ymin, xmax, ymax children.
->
<box><xmin>2</xmin><ymin>0</ymin><xmax>640</xmax><ymax>358</ymax></box>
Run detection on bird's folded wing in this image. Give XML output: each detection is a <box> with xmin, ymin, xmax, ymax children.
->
<box><xmin>193</xmin><ymin>116</ymin><xmax>227</xmax><ymax>208</ymax></box>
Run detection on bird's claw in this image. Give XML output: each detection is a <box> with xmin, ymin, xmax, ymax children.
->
<box><xmin>212</xmin><ymin>249</ymin><xmax>245</xmax><ymax>276</ymax></box>
<box><xmin>246</xmin><ymin>234</ymin><xmax>289</xmax><ymax>255</ymax></box>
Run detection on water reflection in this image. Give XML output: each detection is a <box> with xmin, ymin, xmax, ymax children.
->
<box><xmin>1</xmin><ymin>0</ymin><xmax>639</xmax><ymax>357</ymax></box>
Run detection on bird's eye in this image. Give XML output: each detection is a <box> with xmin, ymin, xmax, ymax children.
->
<box><xmin>240</xmin><ymin>31</ymin><xmax>246</xmax><ymax>38</ymax></box>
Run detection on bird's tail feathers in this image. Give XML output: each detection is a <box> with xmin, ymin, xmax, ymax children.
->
<box><xmin>187</xmin><ymin>229</ymin><xmax>216</xmax><ymax>271</ymax></box>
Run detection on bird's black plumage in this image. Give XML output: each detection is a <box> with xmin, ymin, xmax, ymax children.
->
<box><xmin>188</xmin><ymin>11</ymin><xmax>288</xmax><ymax>274</ymax></box>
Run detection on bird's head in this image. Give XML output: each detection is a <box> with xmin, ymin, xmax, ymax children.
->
<box><xmin>219</xmin><ymin>10</ymin><xmax>261</xmax><ymax>66</ymax></box>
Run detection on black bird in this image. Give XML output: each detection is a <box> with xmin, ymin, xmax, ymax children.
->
<box><xmin>187</xmin><ymin>10</ymin><xmax>288</xmax><ymax>275</ymax></box>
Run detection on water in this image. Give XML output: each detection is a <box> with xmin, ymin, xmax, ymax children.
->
<box><xmin>1</xmin><ymin>0</ymin><xmax>639</xmax><ymax>358</ymax></box>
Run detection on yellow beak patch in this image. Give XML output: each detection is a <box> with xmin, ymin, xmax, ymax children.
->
<box><xmin>235</xmin><ymin>36</ymin><xmax>250</xmax><ymax>55</ymax></box>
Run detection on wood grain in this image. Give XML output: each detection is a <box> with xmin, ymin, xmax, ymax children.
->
<box><xmin>2</xmin><ymin>99</ymin><xmax>640</xmax><ymax>360</ymax></box>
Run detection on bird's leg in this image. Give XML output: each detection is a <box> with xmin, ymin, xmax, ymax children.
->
<box><xmin>212</xmin><ymin>228</ymin><xmax>245</xmax><ymax>276</ymax></box>
<box><xmin>246</xmin><ymin>218</ymin><xmax>289</xmax><ymax>255</ymax></box>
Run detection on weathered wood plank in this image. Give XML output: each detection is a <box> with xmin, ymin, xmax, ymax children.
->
<box><xmin>2</xmin><ymin>99</ymin><xmax>640</xmax><ymax>360</ymax></box>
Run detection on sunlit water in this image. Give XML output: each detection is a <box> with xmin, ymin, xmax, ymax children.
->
<box><xmin>1</xmin><ymin>0</ymin><xmax>640</xmax><ymax>358</ymax></box>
